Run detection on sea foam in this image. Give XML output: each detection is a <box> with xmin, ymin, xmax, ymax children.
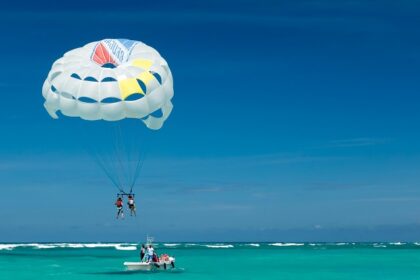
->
<box><xmin>115</xmin><ymin>245</ymin><xmax>137</xmax><ymax>251</ymax></box>
<box><xmin>34</xmin><ymin>244</ymin><xmax>57</xmax><ymax>249</ymax></box>
<box><xmin>0</xmin><ymin>244</ymin><xmax>19</xmax><ymax>250</ymax></box>
<box><xmin>164</xmin><ymin>243</ymin><xmax>180</xmax><ymax>247</ymax></box>
<box><xmin>205</xmin><ymin>244</ymin><xmax>234</xmax><ymax>248</ymax></box>
<box><xmin>269</xmin><ymin>243</ymin><xmax>304</xmax><ymax>247</ymax></box>
<box><xmin>390</xmin><ymin>242</ymin><xmax>405</xmax><ymax>246</ymax></box>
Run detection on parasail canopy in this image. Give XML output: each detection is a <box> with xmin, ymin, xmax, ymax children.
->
<box><xmin>42</xmin><ymin>39</ymin><xmax>174</xmax><ymax>130</ymax></box>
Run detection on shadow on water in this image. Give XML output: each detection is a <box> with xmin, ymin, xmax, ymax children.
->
<box><xmin>85</xmin><ymin>268</ymin><xmax>185</xmax><ymax>275</ymax></box>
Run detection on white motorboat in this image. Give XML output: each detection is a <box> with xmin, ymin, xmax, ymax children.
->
<box><xmin>124</xmin><ymin>257</ymin><xmax>176</xmax><ymax>271</ymax></box>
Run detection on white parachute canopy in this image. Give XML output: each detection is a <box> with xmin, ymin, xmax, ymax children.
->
<box><xmin>42</xmin><ymin>39</ymin><xmax>174</xmax><ymax>130</ymax></box>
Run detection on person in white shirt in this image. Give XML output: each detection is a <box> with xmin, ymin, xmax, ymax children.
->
<box><xmin>127</xmin><ymin>195</ymin><xmax>136</xmax><ymax>216</ymax></box>
<box><xmin>146</xmin><ymin>245</ymin><xmax>155</xmax><ymax>262</ymax></box>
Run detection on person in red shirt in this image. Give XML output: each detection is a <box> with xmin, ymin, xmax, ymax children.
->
<box><xmin>115</xmin><ymin>197</ymin><xmax>124</xmax><ymax>219</ymax></box>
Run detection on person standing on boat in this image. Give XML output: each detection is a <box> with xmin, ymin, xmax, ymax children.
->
<box><xmin>146</xmin><ymin>245</ymin><xmax>155</xmax><ymax>262</ymax></box>
<box><xmin>140</xmin><ymin>244</ymin><xmax>146</xmax><ymax>261</ymax></box>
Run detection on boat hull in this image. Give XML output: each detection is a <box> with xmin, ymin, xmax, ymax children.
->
<box><xmin>124</xmin><ymin>258</ymin><xmax>175</xmax><ymax>271</ymax></box>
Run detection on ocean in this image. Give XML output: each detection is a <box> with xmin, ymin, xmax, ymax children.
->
<box><xmin>1</xmin><ymin>242</ymin><xmax>420</xmax><ymax>279</ymax></box>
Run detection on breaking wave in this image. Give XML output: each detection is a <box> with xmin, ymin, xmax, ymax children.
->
<box><xmin>390</xmin><ymin>242</ymin><xmax>405</xmax><ymax>246</ymax></box>
<box><xmin>0</xmin><ymin>244</ymin><xmax>19</xmax><ymax>250</ymax></box>
<box><xmin>245</xmin><ymin>243</ymin><xmax>260</xmax><ymax>247</ymax></box>
<box><xmin>0</xmin><ymin>243</ymin><xmax>137</xmax><ymax>251</ymax></box>
<box><xmin>163</xmin><ymin>244</ymin><xmax>180</xmax><ymax>247</ymax></box>
<box><xmin>2</xmin><ymin>242</ymin><xmax>420</xmax><ymax>251</ymax></box>
<box><xmin>115</xmin><ymin>245</ymin><xmax>137</xmax><ymax>251</ymax></box>
<box><xmin>34</xmin><ymin>244</ymin><xmax>57</xmax><ymax>249</ymax></box>
<box><xmin>205</xmin><ymin>244</ymin><xmax>234</xmax><ymax>248</ymax></box>
<box><xmin>269</xmin><ymin>243</ymin><xmax>304</xmax><ymax>247</ymax></box>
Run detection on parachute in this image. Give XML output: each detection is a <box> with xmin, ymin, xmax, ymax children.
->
<box><xmin>42</xmin><ymin>38</ymin><xmax>173</xmax><ymax>130</ymax></box>
<box><xmin>42</xmin><ymin>39</ymin><xmax>174</xmax><ymax>196</ymax></box>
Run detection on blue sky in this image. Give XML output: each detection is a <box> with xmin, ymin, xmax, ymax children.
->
<box><xmin>0</xmin><ymin>0</ymin><xmax>420</xmax><ymax>242</ymax></box>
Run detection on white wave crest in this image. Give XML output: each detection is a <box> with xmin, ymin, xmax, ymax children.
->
<box><xmin>64</xmin><ymin>244</ymin><xmax>85</xmax><ymax>248</ymax></box>
<box><xmin>163</xmin><ymin>243</ymin><xmax>180</xmax><ymax>247</ymax></box>
<box><xmin>115</xmin><ymin>245</ymin><xmax>137</xmax><ymax>251</ymax></box>
<box><xmin>0</xmin><ymin>244</ymin><xmax>19</xmax><ymax>250</ymax></box>
<box><xmin>0</xmin><ymin>243</ymin><xmax>59</xmax><ymax>250</ymax></box>
<box><xmin>83</xmin><ymin>243</ymin><xmax>121</xmax><ymax>248</ymax></box>
<box><xmin>34</xmin><ymin>244</ymin><xmax>57</xmax><ymax>249</ymax></box>
<box><xmin>0</xmin><ymin>243</ymin><xmax>137</xmax><ymax>250</ymax></box>
<box><xmin>390</xmin><ymin>242</ymin><xmax>405</xmax><ymax>246</ymax></box>
<box><xmin>205</xmin><ymin>244</ymin><xmax>234</xmax><ymax>248</ymax></box>
<box><xmin>269</xmin><ymin>243</ymin><xmax>304</xmax><ymax>247</ymax></box>
<box><xmin>246</xmin><ymin>243</ymin><xmax>260</xmax><ymax>247</ymax></box>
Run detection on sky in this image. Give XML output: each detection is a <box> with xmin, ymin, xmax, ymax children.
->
<box><xmin>0</xmin><ymin>0</ymin><xmax>420</xmax><ymax>242</ymax></box>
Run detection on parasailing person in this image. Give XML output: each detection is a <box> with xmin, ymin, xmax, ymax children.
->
<box><xmin>127</xmin><ymin>195</ymin><xmax>136</xmax><ymax>216</ymax></box>
<box><xmin>115</xmin><ymin>197</ymin><xmax>124</xmax><ymax>219</ymax></box>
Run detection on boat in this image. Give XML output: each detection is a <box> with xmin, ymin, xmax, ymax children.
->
<box><xmin>124</xmin><ymin>236</ymin><xmax>176</xmax><ymax>271</ymax></box>
<box><xmin>124</xmin><ymin>256</ymin><xmax>176</xmax><ymax>271</ymax></box>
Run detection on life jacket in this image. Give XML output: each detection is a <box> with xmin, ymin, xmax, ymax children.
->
<box><xmin>116</xmin><ymin>200</ymin><xmax>123</xmax><ymax>207</ymax></box>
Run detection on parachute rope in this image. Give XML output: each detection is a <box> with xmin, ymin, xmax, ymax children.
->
<box><xmin>89</xmin><ymin>149</ymin><xmax>124</xmax><ymax>193</ymax></box>
<box><xmin>129</xmin><ymin>150</ymin><xmax>146</xmax><ymax>194</ymax></box>
<box><xmin>112</xmin><ymin>123</ymin><xmax>128</xmax><ymax>189</ymax></box>
<box><xmin>87</xmin><ymin>122</ymin><xmax>148</xmax><ymax>196</ymax></box>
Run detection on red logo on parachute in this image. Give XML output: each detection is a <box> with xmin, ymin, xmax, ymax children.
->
<box><xmin>92</xmin><ymin>42</ymin><xmax>117</xmax><ymax>68</ymax></box>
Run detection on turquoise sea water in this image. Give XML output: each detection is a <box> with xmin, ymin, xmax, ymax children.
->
<box><xmin>1</xmin><ymin>242</ymin><xmax>420</xmax><ymax>280</ymax></box>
